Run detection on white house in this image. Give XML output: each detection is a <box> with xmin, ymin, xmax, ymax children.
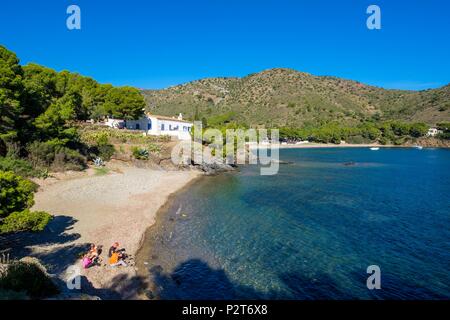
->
<box><xmin>427</xmin><ymin>127</ymin><xmax>442</xmax><ymax>137</ymax></box>
<box><xmin>104</xmin><ymin>118</ymin><xmax>125</xmax><ymax>129</ymax></box>
<box><xmin>125</xmin><ymin>113</ymin><xmax>193</xmax><ymax>140</ymax></box>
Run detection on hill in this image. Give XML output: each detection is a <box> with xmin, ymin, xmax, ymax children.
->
<box><xmin>142</xmin><ymin>68</ymin><xmax>450</xmax><ymax>127</ymax></box>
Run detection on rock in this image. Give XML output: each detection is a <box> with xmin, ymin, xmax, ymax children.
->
<box><xmin>149</xmin><ymin>265</ymin><xmax>163</xmax><ymax>273</ymax></box>
<box><xmin>193</xmin><ymin>161</ymin><xmax>236</xmax><ymax>175</ymax></box>
<box><xmin>19</xmin><ymin>257</ymin><xmax>51</xmax><ymax>275</ymax></box>
<box><xmin>145</xmin><ymin>290</ymin><xmax>155</xmax><ymax>299</ymax></box>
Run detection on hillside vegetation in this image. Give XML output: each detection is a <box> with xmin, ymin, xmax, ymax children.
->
<box><xmin>0</xmin><ymin>44</ymin><xmax>146</xmax><ymax>172</ymax></box>
<box><xmin>143</xmin><ymin>68</ymin><xmax>450</xmax><ymax>128</ymax></box>
<box><xmin>0</xmin><ymin>45</ymin><xmax>146</xmax><ymax>234</ymax></box>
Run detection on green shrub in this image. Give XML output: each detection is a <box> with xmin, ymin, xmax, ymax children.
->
<box><xmin>131</xmin><ymin>147</ymin><xmax>149</xmax><ymax>160</ymax></box>
<box><xmin>0</xmin><ymin>171</ymin><xmax>52</xmax><ymax>234</ymax></box>
<box><xmin>0</xmin><ymin>171</ymin><xmax>37</xmax><ymax>218</ymax></box>
<box><xmin>94</xmin><ymin>131</ymin><xmax>109</xmax><ymax>145</ymax></box>
<box><xmin>96</xmin><ymin>144</ymin><xmax>115</xmax><ymax>161</ymax></box>
<box><xmin>0</xmin><ymin>261</ymin><xmax>59</xmax><ymax>299</ymax></box>
<box><xmin>438</xmin><ymin>105</ymin><xmax>448</xmax><ymax>112</ymax></box>
<box><xmin>378</xmin><ymin>137</ymin><xmax>390</xmax><ymax>145</ymax></box>
<box><xmin>0</xmin><ymin>210</ymin><xmax>52</xmax><ymax>233</ymax></box>
<box><xmin>78</xmin><ymin>126</ymin><xmax>170</xmax><ymax>145</ymax></box>
<box><xmin>393</xmin><ymin>137</ymin><xmax>406</xmax><ymax>145</ymax></box>
<box><xmin>27</xmin><ymin>141</ymin><xmax>86</xmax><ymax>171</ymax></box>
<box><xmin>346</xmin><ymin>135</ymin><xmax>371</xmax><ymax>144</ymax></box>
<box><xmin>437</xmin><ymin>132</ymin><xmax>450</xmax><ymax>140</ymax></box>
<box><xmin>437</xmin><ymin>122</ymin><xmax>450</xmax><ymax>131</ymax></box>
<box><xmin>0</xmin><ymin>157</ymin><xmax>33</xmax><ymax>177</ymax></box>
<box><xmin>409</xmin><ymin>123</ymin><xmax>428</xmax><ymax>138</ymax></box>
<box><xmin>391</xmin><ymin>122</ymin><xmax>411</xmax><ymax>136</ymax></box>
<box><xmin>147</xmin><ymin>143</ymin><xmax>161</xmax><ymax>154</ymax></box>
<box><xmin>52</xmin><ymin>147</ymin><xmax>86</xmax><ymax>171</ymax></box>
<box><xmin>27</xmin><ymin>141</ymin><xmax>55</xmax><ymax>168</ymax></box>
<box><xmin>4</xmin><ymin>141</ymin><xmax>21</xmax><ymax>159</ymax></box>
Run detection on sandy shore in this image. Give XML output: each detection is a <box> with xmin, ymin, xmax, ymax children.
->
<box><xmin>28</xmin><ymin>162</ymin><xmax>200</xmax><ymax>299</ymax></box>
<box><xmin>278</xmin><ymin>143</ymin><xmax>395</xmax><ymax>149</ymax></box>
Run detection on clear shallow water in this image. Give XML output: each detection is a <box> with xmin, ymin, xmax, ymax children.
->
<box><xmin>140</xmin><ymin>148</ymin><xmax>450</xmax><ymax>299</ymax></box>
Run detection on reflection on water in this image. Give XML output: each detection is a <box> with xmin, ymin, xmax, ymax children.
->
<box><xmin>137</xmin><ymin>148</ymin><xmax>450</xmax><ymax>299</ymax></box>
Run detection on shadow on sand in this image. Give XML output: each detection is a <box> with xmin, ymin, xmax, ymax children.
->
<box><xmin>74</xmin><ymin>273</ymin><xmax>147</xmax><ymax>300</ymax></box>
<box><xmin>0</xmin><ymin>215</ymin><xmax>88</xmax><ymax>274</ymax></box>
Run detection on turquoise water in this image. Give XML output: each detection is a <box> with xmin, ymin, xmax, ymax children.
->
<box><xmin>143</xmin><ymin>148</ymin><xmax>450</xmax><ymax>299</ymax></box>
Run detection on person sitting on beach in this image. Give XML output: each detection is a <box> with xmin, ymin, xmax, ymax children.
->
<box><xmin>108</xmin><ymin>242</ymin><xmax>128</xmax><ymax>267</ymax></box>
<box><xmin>108</xmin><ymin>242</ymin><xmax>120</xmax><ymax>258</ymax></box>
<box><xmin>82</xmin><ymin>254</ymin><xmax>93</xmax><ymax>269</ymax></box>
<box><xmin>88</xmin><ymin>244</ymin><xmax>99</xmax><ymax>260</ymax></box>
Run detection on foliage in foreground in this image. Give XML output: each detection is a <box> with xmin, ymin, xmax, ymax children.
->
<box><xmin>0</xmin><ymin>171</ymin><xmax>51</xmax><ymax>234</ymax></box>
<box><xmin>0</xmin><ymin>171</ymin><xmax>36</xmax><ymax>217</ymax></box>
<box><xmin>0</xmin><ymin>210</ymin><xmax>52</xmax><ymax>233</ymax></box>
<box><xmin>0</xmin><ymin>261</ymin><xmax>59</xmax><ymax>299</ymax></box>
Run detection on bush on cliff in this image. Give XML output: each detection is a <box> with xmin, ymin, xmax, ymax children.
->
<box><xmin>0</xmin><ymin>260</ymin><xmax>59</xmax><ymax>299</ymax></box>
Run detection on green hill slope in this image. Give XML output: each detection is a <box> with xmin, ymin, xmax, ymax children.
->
<box><xmin>142</xmin><ymin>68</ymin><xmax>450</xmax><ymax>127</ymax></box>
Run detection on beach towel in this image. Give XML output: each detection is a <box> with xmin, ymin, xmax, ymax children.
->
<box><xmin>82</xmin><ymin>257</ymin><xmax>92</xmax><ymax>269</ymax></box>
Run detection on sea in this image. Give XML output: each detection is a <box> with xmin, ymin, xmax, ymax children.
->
<box><xmin>137</xmin><ymin>148</ymin><xmax>450</xmax><ymax>299</ymax></box>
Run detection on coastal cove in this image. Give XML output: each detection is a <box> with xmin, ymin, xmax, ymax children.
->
<box><xmin>135</xmin><ymin>147</ymin><xmax>450</xmax><ymax>300</ymax></box>
<box><xmin>2</xmin><ymin>146</ymin><xmax>449</xmax><ymax>299</ymax></box>
<box><xmin>1</xmin><ymin>1</ymin><xmax>450</xmax><ymax>305</ymax></box>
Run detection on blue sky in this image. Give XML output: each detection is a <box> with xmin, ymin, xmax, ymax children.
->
<box><xmin>0</xmin><ymin>0</ymin><xmax>449</xmax><ymax>90</ymax></box>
